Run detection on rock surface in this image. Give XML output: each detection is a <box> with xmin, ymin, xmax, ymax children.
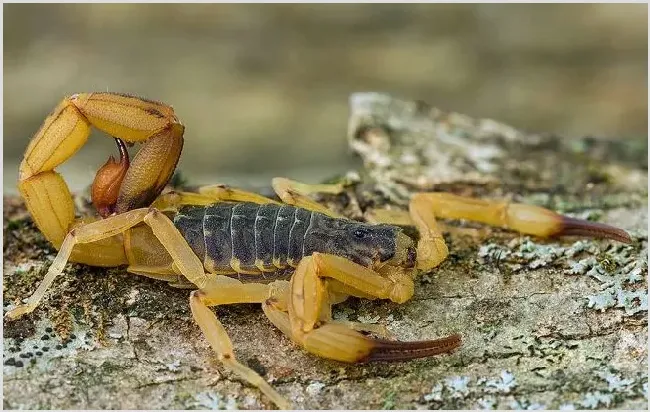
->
<box><xmin>3</xmin><ymin>93</ymin><xmax>647</xmax><ymax>409</ymax></box>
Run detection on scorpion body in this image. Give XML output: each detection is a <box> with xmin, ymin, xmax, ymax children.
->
<box><xmin>173</xmin><ymin>202</ymin><xmax>411</xmax><ymax>281</ymax></box>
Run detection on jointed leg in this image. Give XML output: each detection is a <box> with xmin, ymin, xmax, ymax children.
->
<box><xmin>134</xmin><ymin>212</ymin><xmax>291</xmax><ymax>408</ymax></box>
<box><xmin>271</xmin><ymin>177</ymin><xmax>346</xmax><ymax>218</ymax></box>
<box><xmin>151</xmin><ymin>184</ymin><xmax>280</xmax><ymax>212</ymax></box>
<box><xmin>5</xmin><ymin>208</ymin><xmax>150</xmax><ymax>319</ymax></box>
<box><xmin>409</xmin><ymin>195</ymin><xmax>450</xmax><ymax>271</ymax></box>
<box><xmin>364</xmin><ymin>208</ymin><xmax>414</xmax><ymax>227</ymax></box>
<box><xmin>4</xmin><ymin>207</ymin><xmax>237</xmax><ymax>322</ymax></box>
<box><xmin>190</xmin><ymin>278</ymin><xmax>291</xmax><ymax>409</ymax></box>
<box><xmin>365</xmin><ymin>198</ymin><xmax>451</xmax><ymax>272</ymax></box>
<box><xmin>5</xmin><ymin>208</ymin><xmax>202</xmax><ymax>319</ymax></box>
<box><xmin>154</xmin><ymin>176</ymin><xmax>347</xmax><ymax>217</ymax></box>
<box><xmin>317</xmin><ymin>285</ymin><xmax>392</xmax><ymax>338</ymax></box>
<box><xmin>199</xmin><ymin>184</ymin><xmax>281</xmax><ymax>205</ymax></box>
<box><xmin>365</xmin><ymin>207</ymin><xmax>482</xmax><ymax>238</ymax></box>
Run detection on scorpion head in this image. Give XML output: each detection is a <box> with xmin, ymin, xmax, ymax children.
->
<box><xmin>308</xmin><ymin>217</ymin><xmax>417</xmax><ymax>271</ymax></box>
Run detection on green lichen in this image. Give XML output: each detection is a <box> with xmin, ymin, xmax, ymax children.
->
<box><xmin>191</xmin><ymin>392</ymin><xmax>238</xmax><ymax>410</ymax></box>
<box><xmin>5</xmin><ymin>219</ymin><xmax>24</xmax><ymax>231</ymax></box>
<box><xmin>478</xmin><ymin>237</ymin><xmax>647</xmax><ymax>316</ymax></box>
<box><xmin>418</xmin><ymin>367</ymin><xmax>647</xmax><ymax>410</ymax></box>
<box><xmin>580</xmin><ymin>391</ymin><xmax>614</xmax><ymax>409</ymax></box>
<box><xmin>381</xmin><ymin>390</ymin><xmax>397</xmax><ymax>410</ymax></box>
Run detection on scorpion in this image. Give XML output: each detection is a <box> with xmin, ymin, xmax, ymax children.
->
<box><xmin>5</xmin><ymin>93</ymin><xmax>632</xmax><ymax>409</ymax></box>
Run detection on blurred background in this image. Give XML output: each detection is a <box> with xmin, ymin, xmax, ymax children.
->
<box><xmin>3</xmin><ymin>3</ymin><xmax>647</xmax><ymax>194</ymax></box>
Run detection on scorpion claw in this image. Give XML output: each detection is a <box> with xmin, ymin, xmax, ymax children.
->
<box><xmin>114</xmin><ymin>122</ymin><xmax>184</xmax><ymax>214</ymax></box>
<box><xmin>300</xmin><ymin>322</ymin><xmax>461</xmax><ymax>363</ymax></box>
<box><xmin>364</xmin><ymin>333</ymin><xmax>462</xmax><ymax>362</ymax></box>
<box><xmin>92</xmin><ymin>138</ymin><xmax>130</xmax><ymax>217</ymax></box>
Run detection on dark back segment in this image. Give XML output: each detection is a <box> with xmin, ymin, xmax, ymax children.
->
<box><xmin>272</xmin><ymin>205</ymin><xmax>295</xmax><ymax>268</ymax></box>
<box><xmin>255</xmin><ymin>204</ymin><xmax>281</xmax><ymax>271</ymax></box>
<box><xmin>288</xmin><ymin>208</ymin><xmax>312</xmax><ymax>267</ymax></box>
<box><xmin>173</xmin><ymin>202</ymin><xmax>314</xmax><ymax>274</ymax></box>
<box><xmin>172</xmin><ymin>206</ymin><xmax>207</xmax><ymax>261</ymax></box>
<box><xmin>174</xmin><ymin>203</ymin><xmax>235</xmax><ymax>273</ymax></box>
<box><xmin>229</xmin><ymin>203</ymin><xmax>260</xmax><ymax>272</ymax></box>
<box><xmin>205</xmin><ymin>203</ymin><xmax>236</xmax><ymax>272</ymax></box>
<box><xmin>173</xmin><ymin>201</ymin><xmax>398</xmax><ymax>275</ymax></box>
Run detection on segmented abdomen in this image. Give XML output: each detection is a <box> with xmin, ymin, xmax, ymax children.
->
<box><xmin>173</xmin><ymin>202</ymin><xmax>314</xmax><ymax>275</ymax></box>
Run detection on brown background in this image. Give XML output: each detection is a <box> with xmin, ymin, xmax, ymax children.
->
<box><xmin>3</xmin><ymin>3</ymin><xmax>647</xmax><ymax>193</ymax></box>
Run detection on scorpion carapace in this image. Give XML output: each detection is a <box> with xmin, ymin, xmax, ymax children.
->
<box><xmin>7</xmin><ymin>92</ymin><xmax>633</xmax><ymax>409</ymax></box>
<box><xmin>173</xmin><ymin>202</ymin><xmax>415</xmax><ymax>277</ymax></box>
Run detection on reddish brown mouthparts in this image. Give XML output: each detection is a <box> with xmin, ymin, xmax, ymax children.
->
<box><xmin>91</xmin><ymin>138</ymin><xmax>130</xmax><ymax>218</ymax></box>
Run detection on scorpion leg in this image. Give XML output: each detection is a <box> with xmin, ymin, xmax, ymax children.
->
<box><xmin>198</xmin><ymin>184</ymin><xmax>281</xmax><ymax>204</ymax></box>
<box><xmin>154</xmin><ymin>177</ymin><xmax>344</xmax><ymax>216</ymax></box>
<box><xmin>262</xmin><ymin>253</ymin><xmax>460</xmax><ymax>363</ymax></box>
<box><xmin>409</xmin><ymin>194</ymin><xmax>450</xmax><ymax>271</ymax></box>
<box><xmin>364</xmin><ymin>208</ymin><xmax>414</xmax><ymax>226</ymax></box>
<box><xmin>351</xmin><ymin>196</ymin><xmax>452</xmax><ymax>272</ymax></box>
<box><xmin>271</xmin><ymin>177</ymin><xmax>346</xmax><ymax>218</ymax></box>
<box><xmin>139</xmin><ymin>210</ymin><xmax>290</xmax><ymax>408</ymax></box>
<box><xmin>4</xmin><ymin>207</ymin><xmax>209</xmax><ymax>318</ymax></box>
<box><xmin>151</xmin><ymin>184</ymin><xmax>280</xmax><ymax>211</ymax></box>
<box><xmin>189</xmin><ymin>278</ymin><xmax>291</xmax><ymax>410</ymax></box>
<box><xmin>317</xmin><ymin>286</ymin><xmax>392</xmax><ymax>338</ymax></box>
<box><xmin>366</xmin><ymin>207</ymin><xmax>482</xmax><ymax>239</ymax></box>
<box><xmin>5</xmin><ymin>208</ymin><xmax>150</xmax><ymax>320</ymax></box>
